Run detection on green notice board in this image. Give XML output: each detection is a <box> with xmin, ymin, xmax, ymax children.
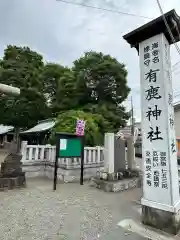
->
<box><xmin>59</xmin><ymin>138</ymin><xmax>82</xmax><ymax>157</ymax></box>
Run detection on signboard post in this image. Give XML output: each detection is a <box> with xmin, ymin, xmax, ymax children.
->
<box><xmin>53</xmin><ymin>133</ymin><xmax>85</xmax><ymax>190</ymax></box>
<box><xmin>76</xmin><ymin>119</ymin><xmax>85</xmax><ymax>185</ymax></box>
<box><xmin>123</xmin><ymin>10</ymin><xmax>180</xmax><ymax>234</ymax></box>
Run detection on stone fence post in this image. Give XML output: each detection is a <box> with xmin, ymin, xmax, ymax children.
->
<box><xmin>21</xmin><ymin>141</ymin><xmax>28</xmax><ymax>162</ymax></box>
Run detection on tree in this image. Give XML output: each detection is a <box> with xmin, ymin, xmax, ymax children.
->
<box><xmin>0</xmin><ymin>46</ymin><xmax>130</xmax><ymax>143</ymax></box>
<box><xmin>40</xmin><ymin>63</ymin><xmax>69</xmax><ymax>105</ymax></box>
<box><xmin>47</xmin><ymin>69</ymin><xmax>80</xmax><ymax>115</ymax></box>
<box><xmin>0</xmin><ymin>45</ymin><xmax>50</xmax><ymax>134</ymax></box>
<box><xmin>0</xmin><ymin>45</ymin><xmax>44</xmax><ymax>89</ymax></box>
<box><xmin>49</xmin><ymin>110</ymin><xmax>107</xmax><ymax>146</ymax></box>
<box><xmin>72</xmin><ymin>51</ymin><xmax>131</xmax><ymax>132</ymax></box>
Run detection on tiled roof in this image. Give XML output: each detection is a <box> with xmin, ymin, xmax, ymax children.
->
<box><xmin>0</xmin><ymin>125</ymin><xmax>14</xmax><ymax>135</ymax></box>
<box><xmin>21</xmin><ymin>119</ymin><xmax>55</xmax><ymax>134</ymax></box>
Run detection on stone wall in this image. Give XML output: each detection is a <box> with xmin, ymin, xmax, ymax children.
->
<box><xmin>21</xmin><ymin>142</ymin><xmax>104</xmax><ymax>183</ymax></box>
<box><xmin>22</xmin><ymin>161</ymin><xmax>104</xmax><ymax>183</ymax></box>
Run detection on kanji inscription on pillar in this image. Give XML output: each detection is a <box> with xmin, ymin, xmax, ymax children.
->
<box><xmin>139</xmin><ymin>33</ymin><xmax>179</xmax><ymax>205</ymax></box>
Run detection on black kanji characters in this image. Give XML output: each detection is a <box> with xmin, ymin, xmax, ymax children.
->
<box><xmin>146</xmin><ymin>172</ymin><xmax>151</xmax><ymax>179</ymax></box>
<box><xmin>146</xmin><ymin>105</ymin><xmax>162</xmax><ymax>121</ymax></box>
<box><xmin>144</xmin><ymin>59</ymin><xmax>150</xmax><ymax>66</ymax></box>
<box><xmin>143</xmin><ymin>42</ymin><xmax>159</xmax><ymax>66</ymax></box>
<box><xmin>161</xmin><ymin>169</ymin><xmax>168</xmax><ymax>189</ymax></box>
<box><xmin>154</xmin><ymin>170</ymin><xmax>160</xmax><ymax>187</ymax></box>
<box><xmin>146</xmin><ymin>165</ymin><xmax>151</xmax><ymax>171</ymax></box>
<box><xmin>147</xmin><ymin>126</ymin><xmax>163</xmax><ymax>142</ymax></box>
<box><xmin>151</xmin><ymin>42</ymin><xmax>159</xmax><ymax>64</ymax></box>
<box><xmin>153</xmin><ymin>151</ymin><xmax>159</xmax><ymax>167</ymax></box>
<box><xmin>152</xmin><ymin>50</ymin><xmax>159</xmax><ymax>64</ymax></box>
<box><xmin>145</xmin><ymin>69</ymin><xmax>160</xmax><ymax>82</ymax></box>
<box><xmin>145</xmin><ymin>150</ymin><xmax>152</xmax><ymax>186</ymax></box>
<box><xmin>160</xmin><ymin>152</ymin><xmax>167</xmax><ymax>167</ymax></box>
<box><xmin>144</xmin><ymin>46</ymin><xmax>151</xmax><ymax>66</ymax></box>
<box><xmin>168</xmin><ymin>93</ymin><xmax>173</xmax><ymax>106</ymax></box>
<box><xmin>152</xmin><ymin>42</ymin><xmax>158</xmax><ymax>49</ymax></box>
<box><xmin>146</xmin><ymin>151</ymin><xmax>151</xmax><ymax>157</ymax></box>
<box><xmin>144</xmin><ymin>53</ymin><xmax>150</xmax><ymax>60</ymax></box>
<box><xmin>162</xmin><ymin>182</ymin><xmax>168</xmax><ymax>189</ymax></box>
<box><xmin>147</xmin><ymin>180</ymin><xmax>152</xmax><ymax>186</ymax></box>
<box><xmin>169</xmin><ymin>115</ymin><xmax>174</xmax><ymax>128</ymax></box>
<box><xmin>171</xmin><ymin>139</ymin><xmax>176</xmax><ymax>154</ymax></box>
<box><xmin>145</xmin><ymin>86</ymin><xmax>162</xmax><ymax>101</ymax></box>
<box><xmin>144</xmin><ymin>46</ymin><xmax>150</xmax><ymax>52</ymax></box>
<box><xmin>152</xmin><ymin>49</ymin><xmax>159</xmax><ymax>56</ymax></box>
<box><xmin>146</xmin><ymin>158</ymin><xmax>151</xmax><ymax>164</ymax></box>
<box><xmin>152</xmin><ymin>57</ymin><xmax>159</xmax><ymax>64</ymax></box>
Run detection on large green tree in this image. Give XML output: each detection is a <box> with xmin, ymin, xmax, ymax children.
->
<box><xmin>0</xmin><ymin>46</ymin><xmax>130</xmax><ymax>145</ymax></box>
<box><xmin>72</xmin><ymin>51</ymin><xmax>130</xmax><ymax>132</ymax></box>
<box><xmin>0</xmin><ymin>45</ymin><xmax>50</xmax><ymax>132</ymax></box>
<box><xmin>43</xmin><ymin>51</ymin><xmax>130</xmax><ymax>133</ymax></box>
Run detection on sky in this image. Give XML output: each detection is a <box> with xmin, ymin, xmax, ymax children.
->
<box><xmin>0</xmin><ymin>0</ymin><xmax>180</xmax><ymax>122</ymax></box>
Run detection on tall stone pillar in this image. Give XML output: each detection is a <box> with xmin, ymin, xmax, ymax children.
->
<box><xmin>104</xmin><ymin>133</ymin><xmax>127</xmax><ymax>174</ymax></box>
<box><xmin>104</xmin><ymin>133</ymin><xmax>115</xmax><ymax>174</ymax></box>
<box><xmin>115</xmin><ymin>137</ymin><xmax>126</xmax><ymax>170</ymax></box>
<box><xmin>123</xmin><ymin>9</ymin><xmax>180</xmax><ymax>234</ymax></box>
<box><xmin>127</xmin><ymin>136</ymin><xmax>135</xmax><ymax>170</ymax></box>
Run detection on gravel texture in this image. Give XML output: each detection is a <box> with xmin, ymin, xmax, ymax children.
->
<box><xmin>0</xmin><ymin>178</ymin><xmax>142</xmax><ymax>240</ymax></box>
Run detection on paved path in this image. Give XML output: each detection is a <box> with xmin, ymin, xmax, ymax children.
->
<box><xmin>0</xmin><ymin>178</ymin><xmax>145</xmax><ymax>240</ymax></box>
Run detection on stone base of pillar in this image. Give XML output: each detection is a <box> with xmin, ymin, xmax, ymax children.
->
<box><xmin>142</xmin><ymin>205</ymin><xmax>180</xmax><ymax>235</ymax></box>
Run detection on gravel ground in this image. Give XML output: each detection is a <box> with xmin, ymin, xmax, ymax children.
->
<box><xmin>0</xmin><ymin>178</ymin><xmax>142</xmax><ymax>240</ymax></box>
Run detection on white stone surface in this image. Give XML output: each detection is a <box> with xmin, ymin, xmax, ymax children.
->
<box><xmin>22</xmin><ymin>162</ymin><xmax>104</xmax><ymax>183</ymax></box>
<box><xmin>118</xmin><ymin>219</ymin><xmax>174</xmax><ymax>240</ymax></box>
<box><xmin>104</xmin><ymin>133</ymin><xmax>115</xmax><ymax>174</ymax></box>
<box><xmin>139</xmin><ymin>33</ymin><xmax>180</xmax><ymax>209</ymax></box>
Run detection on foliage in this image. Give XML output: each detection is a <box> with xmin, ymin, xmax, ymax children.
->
<box><xmin>0</xmin><ymin>45</ymin><xmax>130</xmax><ymax>145</ymax></box>
<box><xmin>0</xmin><ymin>88</ymin><xmax>50</xmax><ymax>129</ymax></box>
<box><xmin>49</xmin><ymin>110</ymin><xmax>107</xmax><ymax>146</ymax></box>
<box><xmin>0</xmin><ymin>45</ymin><xmax>50</xmax><ymax>129</ymax></box>
<box><xmin>40</xmin><ymin>63</ymin><xmax>69</xmax><ymax>105</ymax></box>
<box><xmin>72</xmin><ymin>51</ymin><xmax>131</xmax><ymax>131</ymax></box>
<box><xmin>0</xmin><ymin>45</ymin><xmax>44</xmax><ymax>89</ymax></box>
<box><xmin>51</xmin><ymin>69</ymin><xmax>80</xmax><ymax>115</ymax></box>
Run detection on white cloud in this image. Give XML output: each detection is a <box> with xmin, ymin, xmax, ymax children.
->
<box><xmin>0</xmin><ymin>0</ymin><xmax>180</xmax><ymax>122</ymax></box>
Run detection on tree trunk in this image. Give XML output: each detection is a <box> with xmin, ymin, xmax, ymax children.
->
<box><xmin>14</xmin><ymin>127</ymin><xmax>20</xmax><ymax>153</ymax></box>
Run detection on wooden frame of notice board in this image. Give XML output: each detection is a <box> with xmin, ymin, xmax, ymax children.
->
<box><xmin>53</xmin><ymin>132</ymin><xmax>85</xmax><ymax>190</ymax></box>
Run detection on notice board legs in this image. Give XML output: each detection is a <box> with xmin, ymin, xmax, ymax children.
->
<box><xmin>53</xmin><ymin>156</ymin><xmax>58</xmax><ymax>191</ymax></box>
<box><xmin>80</xmin><ymin>136</ymin><xmax>85</xmax><ymax>185</ymax></box>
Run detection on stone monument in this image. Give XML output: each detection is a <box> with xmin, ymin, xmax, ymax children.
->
<box><xmin>92</xmin><ymin>132</ymin><xmax>140</xmax><ymax>192</ymax></box>
<box><xmin>0</xmin><ymin>142</ymin><xmax>26</xmax><ymax>190</ymax></box>
<box><xmin>123</xmin><ymin>9</ymin><xmax>180</xmax><ymax>234</ymax></box>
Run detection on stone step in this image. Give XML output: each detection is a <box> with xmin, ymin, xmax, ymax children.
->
<box><xmin>0</xmin><ymin>176</ymin><xmax>26</xmax><ymax>190</ymax></box>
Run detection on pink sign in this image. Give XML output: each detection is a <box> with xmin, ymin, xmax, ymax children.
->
<box><xmin>76</xmin><ymin>119</ymin><xmax>85</xmax><ymax>136</ymax></box>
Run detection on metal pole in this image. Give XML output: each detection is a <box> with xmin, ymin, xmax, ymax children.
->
<box><xmin>53</xmin><ymin>136</ymin><xmax>59</xmax><ymax>191</ymax></box>
<box><xmin>80</xmin><ymin>136</ymin><xmax>84</xmax><ymax>185</ymax></box>
<box><xmin>53</xmin><ymin>155</ymin><xmax>58</xmax><ymax>191</ymax></box>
